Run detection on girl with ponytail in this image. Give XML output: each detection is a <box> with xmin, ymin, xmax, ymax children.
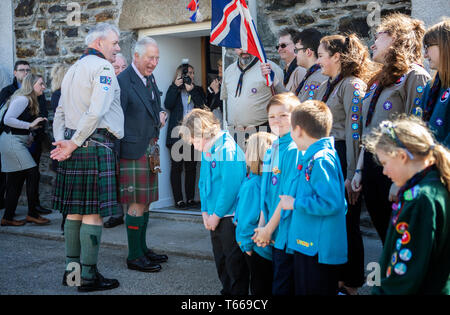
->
<box><xmin>364</xmin><ymin>115</ymin><xmax>449</xmax><ymax>295</ymax></box>
<box><xmin>316</xmin><ymin>33</ymin><xmax>378</xmax><ymax>294</ymax></box>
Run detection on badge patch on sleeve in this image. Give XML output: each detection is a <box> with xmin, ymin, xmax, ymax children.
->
<box><xmin>100</xmin><ymin>76</ymin><xmax>112</xmax><ymax>85</ymax></box>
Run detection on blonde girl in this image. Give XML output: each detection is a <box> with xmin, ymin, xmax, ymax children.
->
<box><xmin>364</xmin><ymin>115</ymin><xmax>449</xmax><ymax>295</ymax></box>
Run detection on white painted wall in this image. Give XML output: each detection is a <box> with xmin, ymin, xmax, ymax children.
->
<box><xmin>145</xmin><ymin>35</ymin><xmax>203</xmax><ymax>209</ymax></box>
<box><xmin>0</xmin><ymin>0</ymin><xmax>14</xmax><ymax>87</ymax></box>
<box><xmin>411</xmin><ymin>0</ymin><xmax>450</xmax><ymax>27</ymax></box>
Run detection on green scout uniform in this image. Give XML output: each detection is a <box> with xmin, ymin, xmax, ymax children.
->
<box><xmin>372</xmin><ymin>167</ymin><xmax>450</xmax><ymax>295</ymax></box>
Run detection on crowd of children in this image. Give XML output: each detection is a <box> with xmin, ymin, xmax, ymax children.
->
<box><xmin>181</xmin><ymin>14</ymin><xmax>449</xmax><ymax>295</ymax></box>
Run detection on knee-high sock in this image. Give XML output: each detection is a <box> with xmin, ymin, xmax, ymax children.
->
<box><xmin>64</xmin><ymin>219</ymin><xmax>81</xmax><ymax>268</ymax></box>
<box><xmin>141</xmin><ymin>211</ymin><xmax>150</xmax><ymax>254</ymax></box>
<box><xmin>80</xmin><ymin>223</ymin><xmax>102</xmax><ymax>280</ymax></box>
<box><xmin>126</xmin><ymin>214</ymin><xmax>144</xmax><ymax>261</ymax></box>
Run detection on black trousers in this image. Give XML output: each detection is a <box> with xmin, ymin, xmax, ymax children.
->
<box><xmin>244</xmin><ymin>251</ymin><xmax>273</xmax><ymax>295</ymax></box>
<box><xmin>272</xmin><ymin>248</ymin><xmax>294</xmax><ymax>295</ymax></box>
<box><xmin>362</xmin><ymin>151</ymin><xmax>392</xmax><ymax>244</ymax></box>
<box><xmin>334</xmin><ymin>140</ymin><xmax>365</xmax><ymax>288</ymax></box>
<box><xmin>168</xmin><ymin>144</ymin><xmax>197</xmax><ymax>203</ymax></box>
<box><xmin>293</xmin><ymin>252</ymin><xmax>340</xmax><ymax>295</ymax></box>
<box><xmin>2</xmin><ymin>166</ymin><xmax>39</xmax><ymax>220</ymax></box>
<box><xmin>0</xmin><ymin>159</ymin><xmax>5</xmax><ymax>208</ymax></box>
<box><xmin>210</xmin><ymin>217</ymin><xmax>249</xmax><ymax>295</ymax></box>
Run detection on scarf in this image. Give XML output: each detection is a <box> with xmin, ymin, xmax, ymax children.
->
<box><xmin>283</xmin><ymin>59</ymin><xmax>298</xmax><ymax>86</ymax></box>
<box><xmin>391</xmin><ymin>165</ymin><xmax>436</xmax><ymax>225</ymax></box>
<box><xmin>321</xmin><ymin>73</ymin><xmax>343</xmax><ymax>103</ymax></box>
<box><xmin>295</xmin><ymin>64</ymin><xmax>321</xmax><ymax>96</ymax></box>
<box><xmin>235</xmin><ymin>57</ymin><xmax>259</xmax><ymax>98</ymax></box>
<box><xmin>365</xmin><ymin>82</ymin><xmax>384</xmax><ymax>127</ymax></box>
<box><xmin>80</xmin><ymin>48</ymin><xmax>106</xmax><ymax>60</ymax></box>
<box><xmin>423</xmin><ymin>73</ymin><xmax>442</xmax><ymax>122</ymax></box>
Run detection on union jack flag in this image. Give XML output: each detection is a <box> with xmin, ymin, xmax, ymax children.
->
<box><xmin>187</xmin><ymin>0</ymin><xmax>202</xmax><ymax>22</ymax></box>
<box><xmin>210</xmin><ymin>0</ymin><xmax>273</xmax><ymax>86</ymax></box>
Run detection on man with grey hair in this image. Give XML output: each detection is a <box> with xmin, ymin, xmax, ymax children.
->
<box><xmin>51</xmin><ymin>22</ymin><xmax>123</xmax><ymax>292</ymax></box>
<box><xmin>112</xmin><ymin>53</ymin><xmax>128</xmax><ymax>76</ymax></box>
<box><xmin>117</xmin><ymin>36</ymin><xmax>168</xmax><ymax>272</ymax></box>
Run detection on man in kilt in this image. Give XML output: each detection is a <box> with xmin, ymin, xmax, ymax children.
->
<box><xmin>117</xmin><ymin>36</ymin><xmax>168</xmax><ymax>272</ymax></box>
<box><xmin>51</xmin><ymin>23</ymin><xmax>124</xmax><ymax>292</ymax></box>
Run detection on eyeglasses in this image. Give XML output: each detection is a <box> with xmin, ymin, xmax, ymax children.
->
<box><xmin>424</xmin><ymin>44</ymin><xmax>437</xmax><ymax>53</ymax></box>
<box><xmin>17</xmin><ymin>68</ymin><xmax>31</xmax><ymax>73</ymax></box>
<box><xmin>276</xmin><ymin>43</ymin><xmax>291</xmax><ymax>50</ymax></box>
<box><xmin>294</xmin><ymin>47</ymin><xmax>307</xmax><ymax>54</ymax></box>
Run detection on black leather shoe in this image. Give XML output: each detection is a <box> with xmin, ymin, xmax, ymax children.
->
<box><xmin>127</xmin><ymin>256</ymin><xmax>162</xmax><ymax>272</ymax></box>
<box><xmin>144</xmin><ymin>249</ymin><xmax>168</xmax><ymax>263</ymax></box>
<box><xmin>175</xmin><ymin>201</ymin><xmax>187</xmax><ymax>209</ymax></box>
<box><xmin>77</xmin><ymin>270</ymin><xmax>120</xmax><ymax>292</ymax></box>
<box><xmin>35</xmin><ymin>205</ymin><xmax>52</xmax><ymax>215</ymax></box>
<box><xmin>103</xmin><ymin>216</ymin><xmax>124</xmax><ymax>228</ymax></box>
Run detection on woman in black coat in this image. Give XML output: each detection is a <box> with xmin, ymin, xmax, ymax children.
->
<box><xmin>165</xmin><ymin>64</ymin><xmax>206</xmax><ymax>209</ymax></box>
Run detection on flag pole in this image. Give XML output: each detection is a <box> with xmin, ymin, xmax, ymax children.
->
<box><xmin>222</xmin><ymin>46</ymin><xmax>228</xmax><ymax>131</ymax></box>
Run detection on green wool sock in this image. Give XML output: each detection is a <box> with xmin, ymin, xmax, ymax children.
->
<box><xmin>80</xmin><ymin>223</ymin><xmax>102</xmax><ymax>280</ymax></box>
<box><xmin>141</xmin><ymin>211</ymin><xmax>150</xmax><ymax>254</ymax></box>
<box><xmin>64</xmin><ymin>219</ymin><xmax>82</xmax><ymax>268</ymax></box>
<box><xmin>126</xmin><ymin>214</ymin><xmax>144</xmax><ymax>261</ymax></box>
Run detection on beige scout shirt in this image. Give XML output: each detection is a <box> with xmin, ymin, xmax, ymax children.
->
<box><xmin>362</xmin><ymin>63</ymin><xmax>431</xmax><ymax>135</ymax></box>
<box><xmin>284</xmin><ymin>63</ymin><xmax>307</xmax><ymax>93</ymax></box>
<box><xmin>53</xmin><ymin>54</ymin><xmax>124</xmax><ymax>146</ymax></box>
<box><xmin>297</xmin><ymin>69</ymin><xmax>328</xmax><ymax>102</ymax></box>
<box><xmin>316</xmin><ymin>76</ymin><xmax>366</xmax><ymax>180</ymax></box>
<box><xmin>221</xmin><ymin>59</ymin><xmax>284</xmax><ymax>128</ymax></box>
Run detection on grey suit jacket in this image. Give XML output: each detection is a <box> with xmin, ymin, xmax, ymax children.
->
<box><xmin>117</xmin><ymin>65</ymin><xmax>163</xmax><ymax>160</ymax></box>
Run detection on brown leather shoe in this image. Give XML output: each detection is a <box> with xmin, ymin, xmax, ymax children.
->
<box><xmin>1</xmin><ymin>218</ymin><xmax>26</xmax><ymax>226</ymax></box>
<box><xmin>26</xmin><ymin>215</ymin><xmax>51</xmax><ymax>225</ymax></box>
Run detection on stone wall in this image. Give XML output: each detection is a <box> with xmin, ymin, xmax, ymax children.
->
<box><xmin>257</xmin><ymin>0</ymin><xmax>412</xmax><ymax>65</ymax></box>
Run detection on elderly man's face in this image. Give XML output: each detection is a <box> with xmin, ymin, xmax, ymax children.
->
<box><xmin>235</xmin><ymin>49</ymin><xmax>253</xmax><ymax>66</ymax></box>
<box><xmin>113</xmin><ymin>56</ymin><xmax>127</xmax><ymax>75</ymax></box>
<box><xmin>134</xmin><ymin>44</ymin><xmax>160</xmax><ymax>77</ymax></box>
<box><xmin>98</xmin><ymin>30</ymin><xmax>121</xmax><ymax>63</ymax></box>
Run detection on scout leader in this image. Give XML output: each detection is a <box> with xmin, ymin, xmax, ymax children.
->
<box><xmin>292</xmin><ymin>28</ymin><xmax>329</xmax><ymax>102</ymax></box>
<box><xmin>351</xmin><ymin>13</ymin><xmax>431</xmax><ymax>246</ymax></box>
<box><xmin>364</xmin><ymin>116</ymin><xmax>449</xmax><ymax>295</ymax></box>
<box><xmin>315</xmin><ymin>33</ymin><xmax>375</xmax><ymax>294</ymax></box>
<box><xmin>52</xmin><ymin>23</ymin><xmax>124</xmax><ymax>292</ymax></box>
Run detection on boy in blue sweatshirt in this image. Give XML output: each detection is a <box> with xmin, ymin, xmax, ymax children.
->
<box><xmin>254</xmin><ymin>92</ymin><xmax>302</xmax><ymax>295</ymax></box>
<box><xmin>181</xmin><ymin>108</ymin><xmax>248</xmax><ymax>295</ymax></box>
<box><xmin>280</xmin><ymin>100</ymin><xmax>348</xmax><ymax>295</ymax></box>
<box><xmin>234</xmin><ymin>132</ymin><xmax>276</xmax><ymax>295</ymax></box>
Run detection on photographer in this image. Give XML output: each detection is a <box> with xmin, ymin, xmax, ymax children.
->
<box><xmin>206</xmin><ymin>59</ymin><xmax>223</xmax><ymax>121</ymax></box>
<box><xmin>165</xmin><ymin>63</ymin><xmax>206</xmax><ymax>209</ymax></box>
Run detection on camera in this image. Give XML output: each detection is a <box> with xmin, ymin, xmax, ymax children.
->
<box><xmin>181</xmin><ymin>58</ymin><xmax>192</xmax><ymax>86</ymax></box>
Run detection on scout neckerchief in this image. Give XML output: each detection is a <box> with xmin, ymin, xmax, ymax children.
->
<box><xmin>80</xmin><ymin>48</ymin><xmax>106</xmax><ymax>60</ymax></box>
<box><xmin>321</xmin><ymin>73</ymin><xmax>343</xmax><ymax>103</ymax></box>
<box><xmin>295</xmin><ymin>64</ymin><xmax>321</xmax><ymax>96</ymax></box>
<box><xmin>423</xmin><ymin>73</ymin><xmax>442</xmax><ymax>122</ymax></box>
<box><xmin>365</xmin><ymin>82</ymin><xmax>384</xmax><ymax>127</ymax></box>
<box><xmin>235</xmin><ymin>57</ymin><xmax>259</xmax><ymax>97</ymax></box>
<box><xmin>391</xmin><ymin>165</ymin><xmax>435</xmax><ymax>225</ymax></box>
<box><xmin>283</xmin><ymin>59</ymin><xmax>298</xmax><ymax>87</ymax></box>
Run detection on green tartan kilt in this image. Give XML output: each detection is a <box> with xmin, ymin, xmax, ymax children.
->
<box><xmin>119</xmin><ymin>145</ymin><xmax>158</xmax><ymax>205</ymax></box>
<box><xmin>52</xmin><ymin>137</ymin><xmax>121</xmax><ymax>218</ymax></box>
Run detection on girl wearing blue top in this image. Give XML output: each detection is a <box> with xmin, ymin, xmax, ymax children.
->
<box><xmin>280</xmin><ymin>100</ymin><xmax>347</xmax><ymax>295</ymax></box>
<box><xmin>253</xmin><ymin>92</ymin><xmax>301</xmax><ymax>295</ymax></box>
<box><xmin>420</xmin><ymin>19</ymin><xmax>450</xmax><ymax>148</ymax></box>
<box><xmin>234</xmin><ymin>132</ymin><xmax>276</xmax><ymax>295</ymax></box>
<box><xmin>180</xmin><ymin>108</ymin><xmax>248</xmax><ymax>295</ymax></box>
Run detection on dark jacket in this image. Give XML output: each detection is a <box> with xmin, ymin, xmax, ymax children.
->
<box><xmin>165</xmin><ymin>83</ymin><xmax>206</xmax><ymax>147</ymax></box>
<box><xmin>117</xmin><ymin>65</ymin><xmax>163</xmax><ymax>160</ymax></box>
<box><xmin>0</xmin><ymin>77</ymin><xmax>48</xmax><ymax>118</ymax></box>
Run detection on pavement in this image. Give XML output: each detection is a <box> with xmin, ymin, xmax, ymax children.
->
<box><xmin>0</xmin><ymin>205</ymin><xmax>379</xmax><ymax>262</ymax></box>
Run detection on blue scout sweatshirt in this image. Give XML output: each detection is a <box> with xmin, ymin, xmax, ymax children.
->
<box><xmin>234</xmin><ymin>173</ymin><xmax>272</xmax><ymax>261</ymax></box>
<box><xmin>260</xmin><ymin>132</ymin><xmax>300</xmax><ymax>251</ymax></box>
<box><xmin>199</xmin><ymin>131</ymin><xmax>247</xmax><ymax>218</ymax></box>
<box><xmin>286</xmin><ymin>137</ymin><xmax>348</xmax><ymax>265</ymax></box>
<box><xmin>419</xmin><ymin>82</ymin><xmax>450</xmax><ymax>148</ymax></box>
